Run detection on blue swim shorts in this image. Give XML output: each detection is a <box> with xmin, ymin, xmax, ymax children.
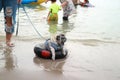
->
<box><xmin>0</xmin><ymin>0</ymin><xmax>17</xmax><ymax>33</ymax></box>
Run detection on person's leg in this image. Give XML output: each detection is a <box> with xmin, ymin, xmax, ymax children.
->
<box><xmin>3</xmin><ymin>0</ymin><xmax>17</xmax><ymax>46</ymax></box>
<box><xmin>63</xmin><ymin>9</ymin><xmax>69</xmax><ymax>21</ymax></box>
<box><xmin>0</xmin><ymin>0</ymin><xmax>3</xmax><ymax>11</ymax></box>
<box><xmin>63</xmin><ymin>16</ymin><xmax>68</xmax><ymax>20</ymax></box>
<box><xmin>72</xmin><ymin>0</ymin><xmax>78</xmax><ymax>5</ymax></box>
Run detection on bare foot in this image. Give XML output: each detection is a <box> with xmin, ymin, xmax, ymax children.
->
<box><xmin>6</xmin><ymin>42</ymin><xmax>15</xmax><ymax>47</ymax></box>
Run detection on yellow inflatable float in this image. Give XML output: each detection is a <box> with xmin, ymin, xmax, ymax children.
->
<box><xmin>31</xmin><ymin>0</ymin><xmax>46</xmax><ymax>4</ymax></box>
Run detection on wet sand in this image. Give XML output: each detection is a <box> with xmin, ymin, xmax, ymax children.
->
<box><xmin>0</xmin><ymin>0</ymin><xmax>120</xmax><ymax>79</ymax></box>
<box><xmin>0</xmin><ymin>37</ymin><xmax>120</xmax><ymax>80</ymax></box>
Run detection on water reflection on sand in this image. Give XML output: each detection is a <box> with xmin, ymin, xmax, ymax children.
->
<box><xmin>33</xmin><ymin>57</ymin><xmax>66</xmax><ymax>72</ymax></box>
<box><xmin>0</xmin><ymin>0</ymin><xmax>120</xmax><ymax>80</ymax></box>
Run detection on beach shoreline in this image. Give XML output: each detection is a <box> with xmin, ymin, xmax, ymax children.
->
<box><xmin>0</xmin><ymin>37</ymin><xmax>120</xmax><ymax>80</ymax></box>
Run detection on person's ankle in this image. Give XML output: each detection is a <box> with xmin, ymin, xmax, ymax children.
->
<box><xmin>6</xmin><ymin>41</ymin><xmax>14</xmax><ymax>47</ymax></box>
<box><xmin>63</xmin><ymin>16</ymin><xmax>68</xmax><ymax>21</ymax></box>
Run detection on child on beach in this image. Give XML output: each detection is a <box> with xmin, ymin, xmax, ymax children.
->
<box><xmin>46</xmin><ymin>0</ymin><xmax>76</xmax><ymax>21</ymax></box>
<box><xmin>76</xmin><ymin>0</ymin><xmax>94</xmax><ymax>7</ymax></box>
<box><xmin>60</xmin><ymin>0</ymin><xmax>76</xmax><ymax>20</ymax></box>
<box><xmin>47</xmin><ymin>0</ymin><xmax>61</xmax><ymax>21</ymax></box>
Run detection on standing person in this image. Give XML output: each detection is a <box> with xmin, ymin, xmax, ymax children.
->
<box><xmin>80</xmin><ymin>0</ymin><xmax>89</xmax><ymax>6</ymax></box>
<box><xmin>45</xmin><ymin>0</ymin><xmax>76</xmax><ymax>21</ymax></box>
<box><xmin>79</xmin><ymin>0</ymin><xmax>94</xmax><ymax>7</ymax></box>
<box><xmin>47</xmin><ymin>0</ymin><xmax>61</xmax><ymax>21</ymax></box>
<box><xmin>0</xmin><ymin>0</ymin><xmax>21</xmax><ymax>47</ymax></box>
<box><xmin>59</xmin><ymin>0</ymin><xmax>76</xmax><ymax>21</ymax></box>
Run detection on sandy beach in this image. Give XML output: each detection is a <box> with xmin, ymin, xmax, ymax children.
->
<box><xmin>0</xmin><ymin>37</ymin><xmax>120</xmax><ymax>80</ymax></box>
<box><xmin>0</xmin><ymin>0</ymin><xmax>120</xmax><ymax>80</ymax></box>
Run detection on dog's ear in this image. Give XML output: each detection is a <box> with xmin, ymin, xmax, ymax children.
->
<box><xmin>61</xmin><ymin>34</ymin><xmax>67</xmax><ymax>42</ymax></box>
<box><xmin>62</xmin><ymin>37</ymin><xmax>67</xmax><ymax>42</ymax></box>
<box><xmin>56</xmin><ymin>35</ymin><xmax>60</xmax><ymax>41</ymax></box>
<box><xmin>56</xmin><ymin>34</ymin><xmax>64</xmax><ymax>41</ymax></box>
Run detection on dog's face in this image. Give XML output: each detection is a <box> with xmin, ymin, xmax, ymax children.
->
<box><xmin>56</xmin><ymin>34</ymin><xmax>67</xmax><ymax>45</ymax></box>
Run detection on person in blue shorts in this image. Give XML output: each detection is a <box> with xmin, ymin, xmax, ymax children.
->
<box><xmin>0</xmin><ymin>0</ymin><xmax>21</xmax><ymax>47</ymax></box>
